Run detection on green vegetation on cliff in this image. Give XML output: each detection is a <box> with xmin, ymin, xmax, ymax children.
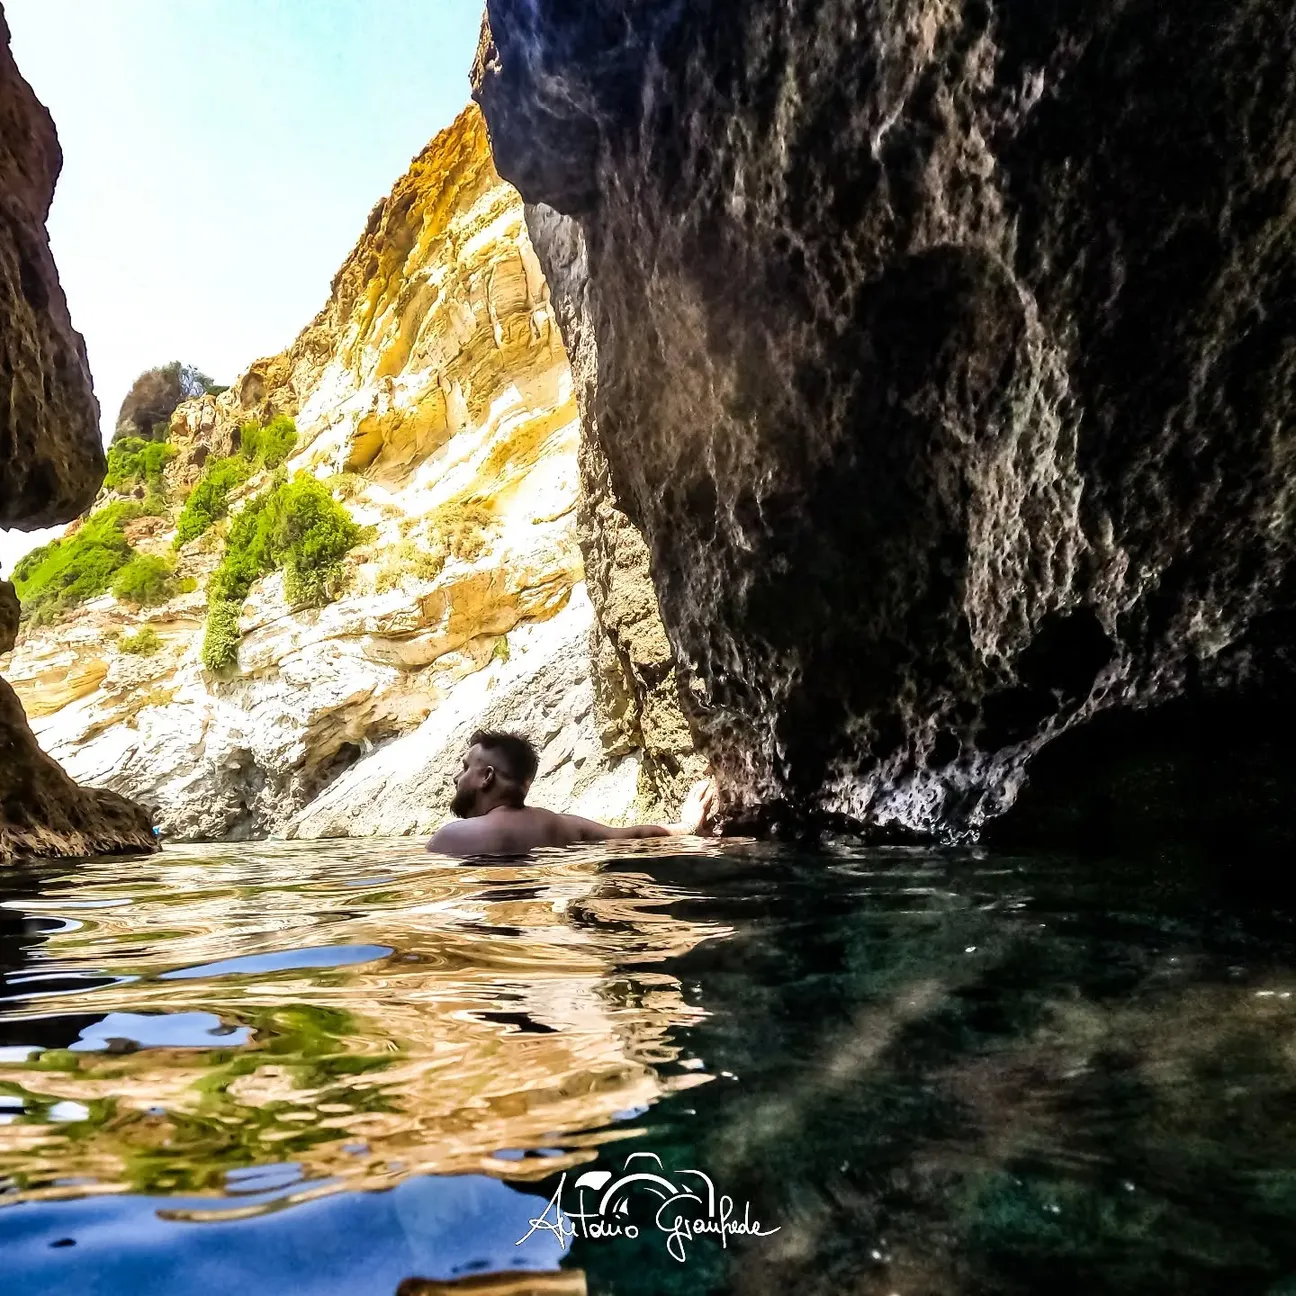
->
<box><xmin>238</xmin><ymin>414</ymin><xmax>297</xmax><ymax>468</ymax></box>
<box><xmin>111</xmin><ymin>554</ymin><xmax>180</xmax><ymax>608</ymax></box>
<box><xmin>174</xmin><ymin>417</ymin><xmax>300</xmax><ymax>546</ymax></box>
<box><xmin>202</xmin><ymin>473</ymin><xmax>360</xmax><ymax>672</ymax></box>
<box><xmin>114</xmin><ymin>361</ymin><xmax>218</xmax><ymax>442</ymax></box>
<box><xmin>174</xmin><ymin>458</ymin><xmax>251</xmax><ymax>545</ymax></box>
<box><xmin>374</xmin><ymin>497</ymin><xmax>496</xmax><ymax>592</ymax></box>
<box><xmin>117</xmin><ymin>625</ymin><xmax>161</xmax><ymax>656</ymax></box>
<box><xmin>104</xmin><ymin>437</ymin><xmax>176</xmax><ymax>515</ymax></box>
<box><xmin>12</xmin><ymin>503</ymin><xmax>142</xmax><ymax>625</ymax></box>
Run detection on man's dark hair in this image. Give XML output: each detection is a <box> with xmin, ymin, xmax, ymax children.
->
<box><xmin>471</xmin><ymin>730</ymin><xmax>539</xmax><ymax>795</ymax></box>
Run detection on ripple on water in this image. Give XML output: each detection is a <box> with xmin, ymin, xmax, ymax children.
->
<box><xmin>2</xmin><ymin>838</ymin><xmax>1296</xmax><ymax>1295</ymax></box>
<box><xmin>67</xmin><ymin>1011</ymin><xmax>253</xmax><ymax>1051</ymax></box>
<box><xmin>158</xmin><ymin>944</ymin><xmax>396</xmax><ymax>981</ymax></box>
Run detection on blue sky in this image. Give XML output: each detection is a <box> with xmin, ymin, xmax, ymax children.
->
<box><xmin>1</xmin><ymin>0</ymin><xmax>485</xmax><ymax>573</ymax></box>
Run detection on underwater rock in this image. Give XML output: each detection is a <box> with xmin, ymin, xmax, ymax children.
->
<box><xmin>474</xmin><ymin>0</ymin><xmax>1296</xmax><ymax>835</ymax></box>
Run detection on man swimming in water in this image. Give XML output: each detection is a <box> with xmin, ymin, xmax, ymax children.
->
<box><xmin>425</xmin><ymin>730</ymin><xmax>718</xmax><ymax>858</ymax></box>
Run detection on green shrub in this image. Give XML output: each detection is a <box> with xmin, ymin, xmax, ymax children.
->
<box><xmin>114</xmin><ymin>361</ymin><xmax>214</xmax><ymax>442</ymax></box>
<box><xmin>104</xmin><ymin>438</ymin><xmax>176</xmax><ymax>498</ymax></box>
<box><xmin>239</xmin><ymin>415</ymin><xmax>297</xmax><ymax>469</ymax></box>
<box><xmin>11</xmin><ymin>541</ymin><xmax>55</xmax><ymax>586</ymax></box>
<box><xmin>274</xmin><ymin>478</ymin><xmax>362</xmax><ymax>606</ymax></box>
<box><xmin>111</xmin><ymin>554</ymin><xmax>176</xmax><ymax>607</ymax></box>
<box><xmin>201</xmin><ymin>600</ymin><xmax>242</xmax><ymax>672</ymax></box>
<box><xmin>174</xmin><ymin>418</ymin><xmax>299</xmax><ymax>548</ymax></box>
<box><xmin>12</xmin><ymin>503</ymin><xmax>143</xmax><ymax>624</ymax></box>
<box><xmin>174</xmin><ymin>457</ymin><xmax>252</xmax><ymax>545</ymax></box>
<box><xmin>118</xmin><ymin>626</ymin><xmax>161</xmax><ymax>656</ymax></box>
<box><xmin>201</xmin><ymin>474</ymin><xmax>361</xmax><ymax>672</ymax></box>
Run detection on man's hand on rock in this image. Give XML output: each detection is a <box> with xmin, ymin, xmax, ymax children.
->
<box><xmin>674</xmin><ymin>776</ymin><xmax>719</xmax><ymax>836</ymax></box>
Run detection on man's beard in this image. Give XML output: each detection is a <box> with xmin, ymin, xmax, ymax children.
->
<box><xmin>450</xmin><ymin>786</ymin><xmax>477</xmax><ymax>818</ymax></box>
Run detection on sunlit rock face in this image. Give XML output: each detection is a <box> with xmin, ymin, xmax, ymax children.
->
<box><xmin>4</xmin><ymin>106</ymin><xmax>687</xmax><ymax>840</ymax></box>
<box><xmin>474</xmin><ymin>0</ymin><xmax>1296</xmax><ymax>835</ymax></box>
<box><xmin>285</xmin><ymin>590</ymin><xmax>645</xmax><ymax>839</ymax></box>
<box><xmin>0</xmin><ymin>9</ymin><xmax>155</xmax><ymax>861</ymax></box>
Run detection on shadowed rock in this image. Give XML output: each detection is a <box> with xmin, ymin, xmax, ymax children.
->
<box><xmin>0</xmin><ymin>5</ymin><xmax>154</xmax><ymax>860</ymax></box>
<box><xmin>474</xmin><ymin>0</ymin><xmax>1296</xmax><ymax>837</ymax></box>
<box><xmin>0</xmin><ymin>6</ymin><xmax>101</xmax><ymax>525</ymax></box>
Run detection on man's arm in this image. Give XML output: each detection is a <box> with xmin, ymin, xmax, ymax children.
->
<box><xmin>561</xmin><ymin>778</ymin><xmax>718</xmax><ymax>843</ymax></box>
<box><xmin>561</xmin><ymin>816</ymin><xmax>673</xmax><ymax>843</ymax></box>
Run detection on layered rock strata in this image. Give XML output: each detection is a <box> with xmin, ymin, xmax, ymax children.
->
<box><xmin>4</xmin><ymin>106</ymin><xmax>682</xmax><ymax>839</ymax></box>
<box><xmin>286</xmin><ymin>588</ymin><xmax>643</xmax><ymax>838</ymax></box>
<box><xmin>0</xmin><ymin>8</ymin><xmax>155</xmax><ymax>860</ymax></box>
<box><xmin>474</xmin><ymin>0</ymin><xmax>1296</xmax><ymax>836</ymax></box>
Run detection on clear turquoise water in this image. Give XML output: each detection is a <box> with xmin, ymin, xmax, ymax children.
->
<box><xmin>3</xmin><ymin>838</ymin><xmax>1296</xmax><ymax>1294</ymax></box>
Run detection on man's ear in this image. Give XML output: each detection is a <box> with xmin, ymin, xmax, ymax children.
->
<box><xmin>481</xmin><ymin>765</ymin><xmax>495</xmax><ymax>790</ymax></box>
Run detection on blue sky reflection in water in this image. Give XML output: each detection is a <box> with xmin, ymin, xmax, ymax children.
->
<box><xmin>0</xmin><ymin>1172</ymin><xmax>567</xmax><ymax>1295</ymax></box>
<box><xmin>5</xmin><ymin>838</ymin><xmax>1296</xmax><ymax>1293</ymax></box>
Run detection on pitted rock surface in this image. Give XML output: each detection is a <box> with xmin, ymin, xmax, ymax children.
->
<box><xmin>475</xmin><ymin>0</ymin><xmax>1296</xmax><ymax>834</ymax></box>
<box><xmin>0</xmin><ymin>7</ymin><xmax>101</xmax><ymax>527</ymax></box>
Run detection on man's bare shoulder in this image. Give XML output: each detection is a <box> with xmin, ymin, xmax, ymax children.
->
<box><xmin>425</xmin><ymin>806</ymin><xmax>576</xmax><ymax>858</ymax></box>
<box><xmin>516</xmin><ymin>805</ymin><xmax>587</xmax><ymax>847</ymax></box>
<box><xmin>425</xmin><ymin>818</ymin><xmax>484</xmax><ymax>857</ymax></box>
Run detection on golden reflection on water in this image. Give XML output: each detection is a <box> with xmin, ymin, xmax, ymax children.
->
<box><xmin>0</xmin><ymin>839</ymin><xmax>730</xmax><ymax>1212</ymax></box>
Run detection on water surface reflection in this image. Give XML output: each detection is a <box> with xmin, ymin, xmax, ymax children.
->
<box><xmin>0</xmin><ymin>840</ymin><xmax>724</xmax><ymax>1208</ymax></box>
<box><xmin>3</xmin><ymin>840</ymin><xmax>1296</xmax><ymax>1294</ymax></box>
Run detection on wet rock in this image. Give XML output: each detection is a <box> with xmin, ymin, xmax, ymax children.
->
<box><xmin>475</xmin><ymin>0</ymin><xmax>1296</xmax><ymax>835</ymax></box>
<box><xmin>529</xmin><ymin>203</ymin><xmax>705</xmax><ymax>812</ymax></box>
<box><xmin>0</xmin><ymin>673</ymin><xmax>154</xmax><ymax>859</ymax></box>
<box><xmin>0</xmin><ymin>580</ymin><xmax>18</xmax><ymax>655</ymax></box>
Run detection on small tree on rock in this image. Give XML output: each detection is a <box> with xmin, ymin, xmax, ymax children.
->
<box><xmin>115</xmin><ymin>362</ymin><xmax>220</xmax><ymax>442</ymax></box>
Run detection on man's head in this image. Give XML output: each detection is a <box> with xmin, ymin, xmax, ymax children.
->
<box><xmin>449</xmin><ymin>730</ymin><xmax>540</xmax><ymax>817</ymax></box>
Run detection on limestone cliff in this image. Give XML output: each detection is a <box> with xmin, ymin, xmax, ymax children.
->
<box><xmin>3</xmin><ymin>106</ymin><xmax>682</xmax><ymax>840</ymax></box>
<box><xmin>0</xmin><ymin>6</ymin><xmax>155</xmax><ymax>861</ymax></box>
<box><xmin>474</xmin><ymin>0</ymin><xmax>1296</xmax><ymax>840</ymax></box>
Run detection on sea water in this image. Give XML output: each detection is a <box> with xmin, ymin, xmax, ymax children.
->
<box><xmin>2</xmin><ymin>838</ymin><xmax>1296</xmax><ymax>1294</ymax></box>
